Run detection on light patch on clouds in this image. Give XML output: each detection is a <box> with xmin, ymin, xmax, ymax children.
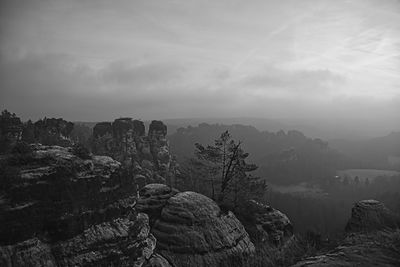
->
<box><xmin>0</xmin><ymin>0</ymin><xmax>399</xmax><ymax>132</ymax></box>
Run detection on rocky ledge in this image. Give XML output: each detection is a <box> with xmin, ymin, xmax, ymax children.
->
<box><xmin>137</xmin><ymin>184</ymin><xmax>256</xmax><ymax>267</ymax></box>
<box><xmin>292</xmin><ymin>200</ymin><xmax>400</xmax><ymax>267</ymax></box>
<box><xmin>0</xmin><ymin>145</ymin><xmax>169</xmax><ymax>267</ymax></box>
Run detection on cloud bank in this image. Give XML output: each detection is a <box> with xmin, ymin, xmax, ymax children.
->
<box><xmin>0</xmin><ymin>0</ymin><xmax>399</xmax><ymax>133</ymax></box>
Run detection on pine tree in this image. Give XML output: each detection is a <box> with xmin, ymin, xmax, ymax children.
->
<box><xmin>193</xmin><ymin>130</ymin><xmax>266</xmax><ymax>208</ymax></box>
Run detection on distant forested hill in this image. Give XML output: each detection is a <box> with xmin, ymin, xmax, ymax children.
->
<box><xmin>169</xmin><ymin>123</ymin><xmax>346</xmax><ymax>185</ymax></box>
<box><xmin>329</xmin><ymin>132</ymin><xmax>400</xmax><ymax>170</ymax></box>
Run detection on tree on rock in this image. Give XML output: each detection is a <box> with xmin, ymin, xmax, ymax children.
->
<box><xmin>193</xmin><ymin>130</ymin><xmax>266</xmax><ymax>209</ymax></box>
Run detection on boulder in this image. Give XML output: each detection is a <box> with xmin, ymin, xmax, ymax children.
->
<box><xmin>137</xmin><ymin>184</ymin><xmax>255</xmax><ymax>267</ymax></box>
<box><xmin>136</xmin><ymin>184</ymin><xmax>179</xmax><ymax>223</ymax></box>
<box><xmin>242</xmin><ymin>200</ymin><xmax>293</xmax><ymax>245</ymax></box>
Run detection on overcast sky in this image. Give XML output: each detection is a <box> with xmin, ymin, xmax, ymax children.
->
<box><xmin>0</xmin><ymin>0</ymin><xmax>399</xmax><ymax>129</ymax></box>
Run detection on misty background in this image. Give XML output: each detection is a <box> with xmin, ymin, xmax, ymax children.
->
<box><xmin>1</xmin><ymin>0</ymin><xmax>400</xmax><ymax>139</ymax></box>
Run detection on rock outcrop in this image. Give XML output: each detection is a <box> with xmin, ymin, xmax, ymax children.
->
<box><xmin>241</xmin><ymin>200</ymin><xmax>293</xmax><ymax>245</ymax></box>
<box><xmin>31</xmin><ymin>118</ymin><xmax>74</xmax><ymax>147</ymax></box>
<box><xmin>292</xmin><ymin>200</ymin><xmax>400</xmax><ymax>267</ymax></box>
<box><xmin>346</xmin><ymin>199</ymin><xmax>400</xmax><ymax>232</ymax></box>
<box><xmin>92</xmin><ymin>119</ymin><xmax>177</xmax><ymax>188</ymax></box>
<box><xmin>0</xmin><ymin>145</ymin><xmax>169</xmax><ymax>267</ymax></box>
<box><xmin>0</xmin><ymin>111</ymin><xmax>74</xmax><ymax>152</ymax></box>
<box><xmin>137</xmin><ymin>184</ymin><xmax>255</xmax><ymax>267</ymax></box>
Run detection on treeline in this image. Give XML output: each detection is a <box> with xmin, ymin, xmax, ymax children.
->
<box><xmin>169</xmin><ymin>123</ymin><xmax>348</xmax><ymax>185</ymax></box>
<box><xmin>330</xmin><ymin>132</ymin><xmax>400</xmax><ymax>170</ymax></box>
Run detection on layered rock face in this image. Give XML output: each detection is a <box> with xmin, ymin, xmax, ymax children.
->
<box><xmin>346</xmin><ymin>199</ymin><xmax>400</xmax><ymax>232</ymax></box>
<box><xmin>292</xmin><ymin>200</ymin><xmax>400</xmax><ymax>267</ymax></box>
<box><xmin>92</xmin><ymin>119</ymin><xmax>177</xmax><ymax>187</ymax></box>
<box><xmin>137</xmin><ymin>184</ymin><xmax>256</xmax><ymax>267</ymax></box>
<box><xmin>241</xmin><ymin>200</ymin><xmax>293</xmax><ymax>245</ymax></box>
<box><xmin>0</xmin><ymin>145</ymin><xmax>168</xmax><ymax>267</ymax></box>
<box><xmin>0</xmin><ymin>112</ymin><xmax>74</xmax><ymax>152</ymax></box>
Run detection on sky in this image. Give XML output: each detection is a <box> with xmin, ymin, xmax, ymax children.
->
<box><xmin>0</xmin><ymin>0</ymin><xmax>399</xmax><ymax>133</ymax></box>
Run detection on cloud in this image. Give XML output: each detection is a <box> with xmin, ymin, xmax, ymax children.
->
<box><xmin>101</xmin><ymin>61</ymin><xmax>184</xmax><ymax>89</ymax></box>
<box><xmin>239</xmin><ymin>67</ymin><xmax>345</xmax><ymax>96</ymax></box>
<box><xmin>0</xmin><ymin>0</ymin><xmax>399</xmax><ymax>135</ymax></box>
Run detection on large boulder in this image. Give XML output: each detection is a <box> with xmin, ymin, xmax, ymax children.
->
<box><xmin>137</xmin><ymin>184</ymin><xmax>255</xmax><ymax>267</ymax></box>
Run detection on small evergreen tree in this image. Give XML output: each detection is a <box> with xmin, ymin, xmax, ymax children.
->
<box><xmin>192</xmin><ymin>130</ymin><xmax>266</xmax><ymax>209</ymax></box>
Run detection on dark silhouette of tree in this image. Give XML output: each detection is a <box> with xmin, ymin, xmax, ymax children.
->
<box><xmin>193</xmin><ymin>130</ymin><xmax>266</xmax><ymax>207</ymax></box>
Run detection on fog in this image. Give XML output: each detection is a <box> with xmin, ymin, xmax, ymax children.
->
<box><xmin>1</xmin><ymin>0</ymin><xmax>399</xmax><ymax>138</ymax></box>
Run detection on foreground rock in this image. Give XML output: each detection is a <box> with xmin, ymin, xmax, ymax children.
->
<box><xmin>0</xmin><ymin>145</ymin><xmax>169</xmax><ymax>267</ymax></box>
<box><xmin>137</xmin><ymin>184</ymin><xmax>255</xmax><ymax>267</ymax></box>
<box><xmin>240</xmin><ymin>200</ymin><xmax>293</xmax><ymax>245</ymax></box>
<box><xmin>292</xmin><ymin>200</ymin><xmax>400</xmax><ymax>267</ymax></box>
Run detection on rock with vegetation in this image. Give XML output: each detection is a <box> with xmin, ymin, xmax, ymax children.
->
<box><xmin>0</xmin><ymin>144</ymin><xmax>170</xmax><ymax>267</ymax></box>
<box><xmin>137</xmin><ymin>184</ymin><xmax>256</xmax><ymax>267</ymax></box>
<box><xmin>291</xmin><ymin>200</ymin><xmax>400</xmax><ymax>267</ymax></box>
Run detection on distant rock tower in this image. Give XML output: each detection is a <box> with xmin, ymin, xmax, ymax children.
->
<box><xmin>92</xmin><ymin>118</ymin><xmax>177</xmax><ymax>188</ymax></box>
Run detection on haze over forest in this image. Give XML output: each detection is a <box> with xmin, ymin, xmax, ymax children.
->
<box><xmin>1</xmin><ymin>0</ymin><xmax>400</xmax><ymax>139</ymax></box>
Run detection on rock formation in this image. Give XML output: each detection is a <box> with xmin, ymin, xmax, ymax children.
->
<box><xmin>137</xmin><ymin>184</ymin><xmax>256</xmax><ymax>267</ymax></box>
<box><xmin>0</xmin><ymin>144</ymin><xmax>169</xmax><ymax>267</ymax></box>
<box><xmin>240</xmin><ymin>200</ymin><xmax>293</xmax><ymax>245</ymax></box>
<box><xmin>31</xmin><ymin>118</ymin><xmax>74</xmax><ymax>147</ymax></box>
<box><xmin>0</xmin><ymin>111</ymin><xmax>74</xmax><ymax>152</ymax></box>
<box><xmin>292</xmin><ymin>200</ymin><xmax>400</xmax><ymax>267</ymax></box>
<box><xmin>346</xmin><ymin>199</ymin><xmax>400</xmax><ymax>232</ymax></box>
<box><xmin>92</xmin><ymin>119</ymin><xmax>178</xmax><ymax>188</ymax></box>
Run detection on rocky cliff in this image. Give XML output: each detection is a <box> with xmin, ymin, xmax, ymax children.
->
<box><xmin>92</xmin><ymin>119</ymin><xmax>177</xmax><ymax>188</ymax></box>
<box><xmin>292</xmin><ymin>200</ymin><xmax>400</xmax><ymax>267</ymax></box>
<box><xmin>0</xmin><ymin>145</ymin><xmax>268</xmax><ymax>267</ymax></box>
<box><xmin>137</xmin><ymin>184</ymin><xmax>256</xmax><ymax>267</ymax></box>
<box><xmin>0</xmin><ymin>144</ymin><xmax>168</xmax><ymax>267</ymax></box>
